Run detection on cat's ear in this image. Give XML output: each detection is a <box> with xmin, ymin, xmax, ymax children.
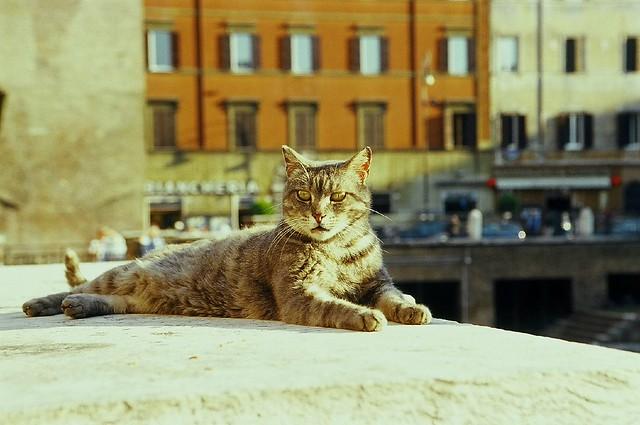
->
<box><xmin>282</xmin><ymin>145</ymin><xmax>309</xmax><ymax>177</ymax></box>
<box><xmin>345</xmin><ymin>146</ymin><xmax>372</xmax><ymax>185</ymax></box>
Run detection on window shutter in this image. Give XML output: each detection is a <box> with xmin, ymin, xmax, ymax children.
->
<box><xmin>280</xmin><ymin>36</ymin><xmax>291</xmax><ymax>71</ymax></box>
<box><xmin>312</xmin><ymin>36</ymin><xmax>321</xmax><ymax>72</ymax></box>
<box><xmin>376</xmin><ymin>109</ymin><xmax>385</xmax><ymax>149</ymax></box>
<box><xmin>152</xmin><ymin>104</ymin><xmax>176</xmax><ymax>149</ymax></box>
<box><xmin>171</xmin><ymin>32</ymin><xmax>180</xmax><ymax>69</ymax></box>
<box><xmin>517</xmin><ymin>115</ymin><xmax>527</xmax><ymax>150</ymax></box>
<box><xmin>251</xmin><ymin>34</ymin><xmax>261</xmax><ymax>70</ymax></box>
<box><xmin>364</xmin><ymin>111</ymin><xmax>375</xmax><ymax>148</ymax></box>
<box><xmin>617</xmin><ymin>112</ymin><xmax>631</xmax><ymax>148</ymax></box>
<box><xmin>349</xmin><ymin>37</ymin><xmax>360</xmax><ymax>72</ymax></box>
<box><xmin>467</xmin><ymin>37</ymin><xmax>475</xmax><ymax>73</ymax></box>
<box><xmin>219</xmin><ymin>34</ymin><xmax>230</xmax><ymax>70</ymax></box>
<box><xmin>439</xmin><ymin>38</ymin><xmax>448</xmax><ymax>72</ymax></box>
<box><xmin>380</xmin><ymin>36</ymin><xmax>389</xmax><ymax>73</ymax></box>
<box><xmin>625</xmin><ymin>38</ymin><xmax>637</xmax><ymax>72</ymax></box>
<box><xmin>500</xmin><ymin>115</ymin><xmax>512</xmax><ymax>148</ymax></box>
<box><xmin>584</xmin><ymin>114</ymin><xmax>594</xmax><ymax>149</ymax></box>
<box><xmin>565</xmin><ymin>39</ymin><xmax>576</xmax><ymax>72</ymax></box>
<box><xmin>557</xmin><ymin>114</ymin><xmax>569</xmax><ymax>149</ymax></box>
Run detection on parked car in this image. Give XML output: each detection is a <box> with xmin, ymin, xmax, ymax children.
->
<box><xmin>610</xmin><ymin>217</ymin><xmax>640</xmax><ymax>237</ymax></box>
<box><xmin>482</xmin><ymin>222</ymin><xmax>527</xmax><ymax>239</ymax></box>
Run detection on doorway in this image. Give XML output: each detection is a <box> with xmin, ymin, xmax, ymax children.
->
<box><xmin>494</xmin><ymin>278</ymin><xmax>573</xmax><ymax>334</ymax></box>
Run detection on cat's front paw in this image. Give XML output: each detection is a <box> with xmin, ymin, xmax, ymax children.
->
<box><xmin>344</xmin><ymin>308</ymin><xmax>387</xmax><ymax>332</ymax></box>
<box><xmin>394</xmin><ymin>303</ymin><xmax>432</xmax><ymax>325</ymax></box>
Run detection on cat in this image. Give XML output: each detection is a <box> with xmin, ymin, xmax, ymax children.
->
<box><xmin>22</xmin><ymin>146</ymin><xmax>432</xmax><ymax>331</ymax></box>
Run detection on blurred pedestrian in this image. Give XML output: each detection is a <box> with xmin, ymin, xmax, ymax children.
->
<box><xmin>139</xmin><ymin>225</ymin><xmax>165</xmax><ymax>256</ymax></box>
<box><xmin>88</xmin><ymin>226</ymin><xmax>128</xmax><ymax>261</ymax></box>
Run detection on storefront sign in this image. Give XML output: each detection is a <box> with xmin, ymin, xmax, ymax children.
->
<box><xmin>145</xmin><ymin>180</ymin><xmax>260</xmax><ymax>196</ymax></box>
<box><xmin>495</xmin><ymin>176</ymin><xmax>611</xmax><ymax>190</ymax></box>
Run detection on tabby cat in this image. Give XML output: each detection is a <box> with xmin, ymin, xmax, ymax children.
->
<box><xmin>23</xmin><ymin>146</ymin><xmax>432</xmax><ymax>331</ymax></box>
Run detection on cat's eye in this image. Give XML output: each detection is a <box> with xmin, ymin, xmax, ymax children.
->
<box><xmin>330</xmin><ymin>192</ymin><xmax>347</xmax><ymax>202</ymax></box>
<box><xmin>296</xmin><ymin>190</ymin><xmax>311</xmax><ymax>202</ymax></box>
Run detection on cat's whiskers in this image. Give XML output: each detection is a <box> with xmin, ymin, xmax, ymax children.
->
<box><xmin>367</xmin><ymin>207</ymin><xmax>392</xmax><ymax>222</ymax></box>
<box><xmin>265</xmin><ymin>222</ymin><xmax>300</xmax><ymax>256</ymax></box>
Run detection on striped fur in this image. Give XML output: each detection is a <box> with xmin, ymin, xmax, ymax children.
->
<box><xmin>22</xmin><ymin>147</ymin><xmax>431</xmax><ymax>331</ymax></box>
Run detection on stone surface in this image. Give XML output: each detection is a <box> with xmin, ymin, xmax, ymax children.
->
<box><xmin>1</xmin><ymin>262</ymin><xmax>640</xmax><ymax>425</ymax></box>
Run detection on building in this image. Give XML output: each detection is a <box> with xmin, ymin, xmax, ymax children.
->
<box><xmin>0</xmin><ymin>0</ymin><xmax>146</xmax><ymax>261</ymax></box>
<box><xmin>490</xmin><ymin>0</ymin><xmax>640</xmax><ymax>225</ymax></box>
<box><xmin>143</xmin><ymin>0</ymin><xmax>492</xmax><ymax>229</ymax></box>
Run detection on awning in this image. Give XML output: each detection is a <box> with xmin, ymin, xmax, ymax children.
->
<box><xmin>496</xmin><ymin>176</ymin><xmax>611</xmax><ymax>190</ymax></box>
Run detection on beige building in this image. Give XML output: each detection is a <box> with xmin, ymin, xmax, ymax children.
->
<box><xmin>491</xmin><ymin>0</ymin><xmax>640</xmax><ymax>217</ymax></box>
<box><xmin>0</xmin><ymin>0</ymin><xmax>146</xmax><ymax>261</ymax></box>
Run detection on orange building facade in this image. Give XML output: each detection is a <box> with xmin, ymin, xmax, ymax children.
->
<box><xmin>143</xmin><ymin>0</ymin><xmax>491</xmax><ymax>225</ymax></box>
<box><xmin>145</xmin><ymin>0</ymin><xmax>489</xmax><ymax>152</ymax></box>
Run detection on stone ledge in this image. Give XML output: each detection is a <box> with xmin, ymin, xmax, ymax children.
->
<box><xmin>1</xmin><ymin>263</ymin><xmax>640</xmax><ymax>425</ymax></box>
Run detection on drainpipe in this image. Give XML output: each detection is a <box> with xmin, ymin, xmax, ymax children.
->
<box><xmin>195</xmin><ymin>0</ymin><xmax>205</xmax><ymax>149</ymax></box>
<box><xmin>410</xmin><ymin>0</ymin><xmax>419</xmax><ymax>148</ymax></box>
<box><xmin>536</xmin><ymin>0</ymin><xmax>544</xmax><ymax>159</ymax></box>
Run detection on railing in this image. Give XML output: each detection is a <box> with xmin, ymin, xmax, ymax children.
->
<box><xmin>2</xmin><ymin>243</ymin><xmax>89</xmax><ymax>265</ymax></box>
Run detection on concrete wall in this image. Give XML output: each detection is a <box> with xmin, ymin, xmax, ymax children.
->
<box><xmin>385</xmin><ymin>239</ymin><xmax>640</xmax><ymax>326</ymax></box>
<box><xmin>0</xmin><ymin>0</ymin><xmax>146</xmax><ymax>247</ymax></box>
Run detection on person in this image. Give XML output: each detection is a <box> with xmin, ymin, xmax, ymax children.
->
<box><xmin>88</xmin><ymin>226</ymin><xmax>128</xmax><ymax>261</ymax></box>
<box><xmin>138</xmin><ymin>225</ymin><xmax>166</xmax><ymax>256</ymax></box>
<box><xmin>447</xmin><ymin>214</ymin><xmax>462</xmax><ymax>238</ymax></box>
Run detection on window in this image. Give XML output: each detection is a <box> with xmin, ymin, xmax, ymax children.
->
<box><xmin>292</xmin><ymin>34</ymin><xmax>313</xmax><ymax>74</ymax></box>
<box><xmin>440</xmin><ymin>36</ymin><xmax>474</xmax><ymax>76</ymax></box>
<box><xmin>496</xmin><ymin>36</ymin><xmax>518</xmax><ymax>72</ymax></box>
<box><xmin>357</xmin><ymin>103</ymin><xmax>386</xmax><ymax>149</ymax></box>
<box><xmin>624</xmin><ymin>37</ymin><xmax>638</xmax><ymax>72</ymax></box>
<box><xmin>147</xmin><ymin>30</ymin><xmax>178</xmax><ymax>72</ymax></box>
<box><xmin>350</xmin><ymin>35</ymin><xmax>389</xmax><ymax>75</ymax></box>
<box><xmin>220</xmin><ymin>32</ymin><xmax>260</xmax><ymax>73</ymax></box>
<box><xmin>280</xmin><ymin>33</ymin><xmax>320</xmax><ymax>74</ymax></box>
<box><xmin>452</xmin><ymin>111</ymin><xmax>476</xmax><ymax>148</ymax></box>
<box><xmin>565</xmin><ymin>37</ymin><xmax>585</xmax><ymax>73</ymax></box>
<box><xmin>556</xmin><ymin>113</ymin><xmax>593</xmax><ymax>151</ymax></box>
<box><xmin>231</xmin><ymin>33</ymin><xmax>257</xmax><ymax>73</ymax></box>
<box><xmin>288</xmin><ymin>103</ymin><xmax>317</xmax><ymax>151</ymax></box>
<box><xmin>227</xmin><ymin>102</ymin><xmax>258</xmax><ymax>150</ymax></box>
<box><xmin>500</xmin><ymin>114</ymin><xmax>527</xmax><ymax>149</ymax></box>
<box><xmin>148</xmin><ymin>101</ymin><xmax>177</xmax><ymax>150</ymax></box>
<box><xmin>617</xmin><ymin>112</ymin><xmax>640</xmax><ymax>149</ymax></box>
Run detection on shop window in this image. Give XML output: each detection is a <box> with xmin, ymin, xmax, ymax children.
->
<box><xmin>357</xmin><ymin>103</ymin><xmax>386</xmax><ymax>150</ymax></box>
<box><xmin>624</xmin><ymin>37</ymin><xmax>638</xmax><ymax>72</ymax></box>
<box><xmin>440</xmin><ymin>36</ymin><xmax>475</xmax><ymax>76</ymax></box>
<box><xmin>624</xmin><ymin>181</ymin><xmax>640</xmax><ymax>214</ymax></box>
<box><xmin>496</xmin><ymin>36</ymin><xmax>518</xmax><ymax>73</ymax></box>
<box><xmin>617</xmin><ymin>111</ymin><xmax>640</xmax><ymax>149</ymax></box>
<box><xmin>500</xmin><ymin>114</ymin><xmax>527</xmax><ymax>150</ymax></box>
<box><xmin>349</xmin><ymin>34</ymin><xmax>389</xmax><ymax>75</ymax></box>
<box><xmin>556</xmin><ymin>112</ymin><xmax>593</xmax><ymax>151</ymax></box>
<box><xmin>288</xmin><ymin>103</ymin><xmax>317</xmax><ymax>152</ymax></box>
<box><xmin>565</xmin><ymin>37</ymin><xmax>585</xmax><ymax>73</ymax></box>
<box><xmin>371</xmin><ymin>192</ymin><xmax>392</xmax><ymax>214</ymax></box>
<box><xmin>227</xmin><ymin>102</ymin><xmax>258</xmax><ymax>150</ymax></box>
<box><xmin>219</xmin><ymin>32</ymin><xmax>260</xmax><ymax>73</ymax></box>
<box><xmin>147</xmin><ymin>29</ymin><xmax>178</xmax><ymax>73</ymax></box>
<box><xmin>148</xmin><ymin>101</ymin><xmax>177</xmax><ymax>150</ymax></box>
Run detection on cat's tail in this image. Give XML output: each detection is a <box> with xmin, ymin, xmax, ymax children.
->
<box><xmin>64</xmin><ymin>249</ymin><xmax>88</xmax><ymax>287</ymax></box>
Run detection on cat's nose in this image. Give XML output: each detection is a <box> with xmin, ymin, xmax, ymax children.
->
<box><xmin>312</xmin><ymin>213</ymin><xmax>325</xmax><ymax>224</ymax></box>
